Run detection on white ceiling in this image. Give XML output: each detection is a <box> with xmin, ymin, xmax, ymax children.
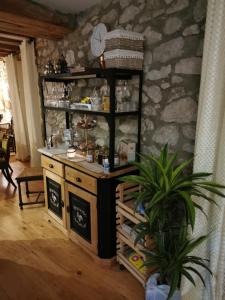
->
<box><xmin>33</xmin><ymin>0</ymin><xmax>101</xmax><ymax>14</ymax></box>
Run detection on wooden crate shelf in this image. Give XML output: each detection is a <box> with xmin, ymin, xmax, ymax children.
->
<box><xmin>116</xmin><ymin>182</ymin><xmax>155</xmax><ymax>286</ymax></box>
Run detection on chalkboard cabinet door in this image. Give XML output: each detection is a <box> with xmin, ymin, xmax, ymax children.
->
<box><xmin>43</xmin><ymin>169</ymin><xmax>67</xmax><ymax>230</ymax></box>
<box><xmin>65</xmin><ymin>182</ymin><xmax>98</xmax><ymax>255</ymax></box>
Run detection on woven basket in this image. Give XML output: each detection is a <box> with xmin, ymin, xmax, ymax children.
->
<box><xmin>106</xmin><ymin>38</ymin><xmax>143</xmax><ymax>51</ymax></box>
<box><xmin>105</xmin><ymin>58</ymin><xmax>143</xmax><ymax>70</ymax></box>
<box><xmin>105</xmin><ymin>29</ymin><xmax>144</xmax><ymax>52</ymax></box>
<box><xmin>104</xmin><ymin>49</ymin><xmax>143</xmax><ymax>70</ymax></box>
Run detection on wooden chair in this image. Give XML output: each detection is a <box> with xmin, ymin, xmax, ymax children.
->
<box><xmin>0</xmin><ymin>136</ymin><xmax>16</xmax><ymax>188</ymax></box>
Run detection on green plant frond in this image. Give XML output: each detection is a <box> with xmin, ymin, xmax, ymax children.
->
<box><xmin>196</xmin><ymin>184</ymin><xmax>225</xmax><ymax>198</ymax></box>
<box><xmin>159</xmin><ymin>144</ymin><xmax>169</xmax><ymax>167</ymax></box>
<box><xmin>181</xmin><ymin>269</ymin><xmax>196</xmax><ymax>286</ymax></box>
<box><xmin>171</xmin><ymin>158</ymin><xmax>193</xmax><ymax>182</ymax></box>
<box><xmin>197</xmin><ymin>181</ymin><xmax>225</xmax><ymax>189</ymax></box>
<box><xmin>184</xmin><ymin>266</ymin><xmax>206</xmax><ymax>286</ymax></box>
<box><xmin>119</xmin><ymin>175</ymin><xmax>147</xmax><ymax>185</ymax></box>
<box><xmin>193</xmin><ymin>202</ymin><xmax>207</xmax><ymax>218</ymax></box>
<box><xmin>132</xmin><ymin>190</ymin><xmax>152</xmax><ymax>210</ymax></box>
<box><xmin>172</xmin><ymin>180</ymin><xmax>195</xmax><ymax>188</ymax></box>
<box><xmin>146</xmin><ymin>155</ymin><xmax>170</xmax><ymax>192</ymax></box>
<box><xmin>146</xmin><ymin>206</ymin><xmax>162</xmax><ymax>228</ymax></box>
<box><xmin>177</xmin><ymin>191</ymin><xmax>195</xmax><ymax>230</ymax></box>
<box><xmin>182</xmin><ymin>172</ymin><xmax>213</xmax><ymax>181</ymax></box>
<box><xmin>185</xmin><ymin>258</ymin><xmax>212</xmax><ymax>275</ymax></box>
<box><xmin>131</xmin><ymin>161</ymin><xmax>156</xmax><ymax>184</ymax></box>
<box><xmin>145</xmin><ymin>191</ymin><xmax>167</xmax><ymax>211</ymax></box>
<box><xmin>167</xmin><ymin>271</ymin><xmax>180</xmax><ymax>300</ymax></box>
<box><xmin>177</xmin><ymin>235</ymin><xmax>208</xmax><ymax>260</ymax></box>
<box><xmin>165</xmin><ymin>153</ymin><xmax>177</xmax><ymax>176</ymax></box>
<box><xmin>191</xmin><ymin>190</ymin><xmax>218</xmax><ymax>206</ymax></box>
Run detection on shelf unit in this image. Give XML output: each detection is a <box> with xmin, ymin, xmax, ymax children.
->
<box><xmin>116</xmin><ymin>182</ymin><xmax>155</xmax><ymax>286</ymax></box>
<box><xmin>39</xmin><ymin>68</ymin><xmax>143</xmax><ymax>172</ymax></box>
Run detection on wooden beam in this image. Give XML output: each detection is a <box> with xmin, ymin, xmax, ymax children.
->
<box><xmin>0</xmin><ymin>37</ymin><xmax>21</xmax><ymax>45</ymax></box>
<box><xmin>0</xmin><ymin>0</ymin><xmax>75</xmax><ymax>29</ymax></box>
<box><xmin>0</xmin><ymin>11</ymin><xmax>72</xmax><ymax>39</ymax></box>
<box><xmin>0</xmin><ymin>33</ymin><xmax>26</xmax><ymax>41</ymax></box>
<box><xmin>0</xmin><ymin>43</ymin><xmax>19</xmax><ymax>52</ymax></box>
<box><xmin>0</xmin><ymin>51</ymin><xmax>10</xmax><ymax>57</ymax></box>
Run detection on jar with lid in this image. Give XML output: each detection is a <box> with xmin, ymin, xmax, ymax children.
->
<box><xmin>114</xmin><ymin>153</ymin><xmax>120</xmax><ymax>166</ymax></box>
<box><xmin>67</xmin><ymin>146</ymin><xmax>76</xmax><ymax>158</ymax></box>
<box><xmin>86</xmin><ymin>149</ymin><xmax>94</xmax><ymax>163</ymax></box>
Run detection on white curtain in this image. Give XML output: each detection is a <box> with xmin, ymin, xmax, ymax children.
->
<box><xmin>5</xmin><ymin>55</ymin><xmax>30</xmax><ymax>161</ymax></box>
<box><xmin>20</xmin><ymin>40</ymin><xmax>43</xmax><ymax>166</ymax></box>
<box><xmin>182</xmin><ymin>0</ymin><xmax>225</xmax><ymax>299</ymax></box>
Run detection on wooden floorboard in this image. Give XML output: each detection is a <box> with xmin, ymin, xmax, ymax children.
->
<box><xmin>0</xmin><ymin>157</ymin><xmax>144</xmax><ymax>300</ymax></box>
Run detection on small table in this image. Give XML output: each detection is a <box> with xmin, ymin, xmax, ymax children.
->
<box><xmin>16</xmin><ymin>167</ymin><xmax>45</xmax><ymax>209</ymax></box>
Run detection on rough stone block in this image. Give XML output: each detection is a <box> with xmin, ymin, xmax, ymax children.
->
<box><xmin>175</xmin><ymin>57</ymin><xmax>202</xmax><ymax>74</ymax></box>
<box><xmin>152</xmin><ymin>125</ymin><xmax>179</xmax><ymax>146</ymax></box>
<box><xmin>161</xmin><ymin>97</ymin><xmax>197</xmax><ymax>123</ymax></box>
<box><xmin>153</xmin><ymin>37</ymin><xmax>184</xmax><ymax>63</ymax></box>
<box><xmin>164</xmin><ymin>17</ymin><xmax>182</xmax><ymax>35</ymax></box>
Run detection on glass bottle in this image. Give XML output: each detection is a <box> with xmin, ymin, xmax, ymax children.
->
<box><xmin>101</xmin><ymin>80</ymin><xmax>110</xmax><ymax>112</ymax></box>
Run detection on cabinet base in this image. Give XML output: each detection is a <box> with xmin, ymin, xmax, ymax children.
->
<box><xmin>46</xmin><ymin>212</ymin><xmax>68</xmax><ymax>236</ymax></box>
<box><xmin>69</xmin><ymin>233</ymin><xmax>117</xmax><ymax>268</ymax></box>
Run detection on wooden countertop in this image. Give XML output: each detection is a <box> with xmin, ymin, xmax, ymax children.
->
<box><xmin>38</xmin><ymin>148</ymin><xmax>136</xmax><ymax>179</ymax></box>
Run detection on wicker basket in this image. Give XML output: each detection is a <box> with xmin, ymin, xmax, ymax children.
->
<box><xmin>105</xmin><ymin>29</ymin><xmax>144</xmax><ymax>52</ymax></box>
<box><xmin>104</xmin><ymin>49</ymin><xmax>143</xmax><ymax>70</ymax></box>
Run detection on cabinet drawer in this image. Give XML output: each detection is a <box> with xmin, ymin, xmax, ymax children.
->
<box><xmin>65</xmin><ymin>166</ymin><xmax>97</xmax><ymax>194</ymax></box>
<box><xmin>41</xmin><ymin>155</ymin><xmax>64</xmax><ymax>177</ymax></box>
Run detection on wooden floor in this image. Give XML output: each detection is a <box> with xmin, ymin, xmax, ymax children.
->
<box><xmin>0</xmin><ymin>157</ymin><xmax>144</xmax><ymax>300</ymax></box>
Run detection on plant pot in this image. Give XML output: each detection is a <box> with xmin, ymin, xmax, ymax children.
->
<box><xmin>145</xmin><ymin>273</ymin><xmax>181</xmax><ymax>300</ymax></box>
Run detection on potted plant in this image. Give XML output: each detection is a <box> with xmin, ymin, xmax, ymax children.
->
<box><xmin>120</xmin><ymin>145</ymin><xmax>225</xmax><ymax>300</ymax></box>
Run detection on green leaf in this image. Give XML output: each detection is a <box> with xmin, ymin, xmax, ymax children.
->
<box><xmin>184</xmin><ymin>266</ymin><xmax>206</xmax><ymax>286</ymax></box>
<box><xmin>148</xmin><ymin>155</ymin><xmax>170</xmax><ymax>192</ymax></box>
<box><xmin>177</xmin><ymin>191</ymin><xmax>195</xmax><ymax>230</ymax></box>
<box><xmin>193</xmin><ymin>202</ymin><xmax>207</xmax><ymax>218</ymax></box>
<box><xmin>196</xmin><ymin>184</ymin><xmax>225</xmax><ymax>198</ymax></box>
<box><xmin>186</xmin><ymin>258</ymin><xmax>212</xmax><ymax>275</ymax></box>
<box><xmin>181</xmin><ymin>269</ymin><xmax>196</xmax><ymax>286</ymax></box>
<box><xmin>172</xmin><ymin>158</ymin><xmax>193</xmax><ymax>182</ymax></box>
<box><xmin>177</xmin><ymin>235</ymin><xmax>208</xmax><ymax>260</ymax></box>
<box><xmin>197</xmin><ymin>181</ymin><xmax>225</xmax><ymax>189</ymax></box>
<box><xmin>168</xmin><ymin>270</ymin><xmax>180</xmax><ymax>299</ymax></box>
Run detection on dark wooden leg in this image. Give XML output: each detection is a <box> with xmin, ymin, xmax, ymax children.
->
<box><xmin>5</xmin><ymin>167</ymin><xmax>17</xmax><ymax>189</ymax></box>
<box><xmin>9</xmin><ymin>164</ymin><xmax>13</xmax><ymax>173</ymax></box>
<box><xmin>18</xmin><ymin>182</ymin><xmax>23</xmax><ymax>210</ymax></box>
<box><xmin>25</xmin><ymin>181</ymin><xmax>29</xmax><ymax>197</ymax></box>
<box><xmin>2</xmin><ymin>168</ymin><xmax>9</xmax><ymax>182</ymax></box>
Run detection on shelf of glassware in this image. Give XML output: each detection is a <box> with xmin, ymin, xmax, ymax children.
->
<box><xmin>43</xmin><ymin>106</ymin><xmax>139</xmax><ymax>116</ymax></box>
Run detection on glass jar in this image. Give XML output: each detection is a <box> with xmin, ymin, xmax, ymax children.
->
<box><xmin>86</xmin><ymin>150</ymin><xmax>94</xmax><ymax>163</ymax></box>
<box><xmin>114</xmin><ymin>153</ymin><xmax>120</xmax><ymax>166</ymax></box>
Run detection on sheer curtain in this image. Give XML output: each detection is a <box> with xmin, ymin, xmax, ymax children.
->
<box><xmin>5</xmin><ymin>55</ymin><xmax>30</xmax><ymax>161</ymax></box>
<box><xmin>20</xmin><ymin>40</ymin><xmax>43</xmax><ymax>166</ymax></box>
<box><xmin>182</xmin><ymin>0</ymin><xmax>225</xmax><ymax>299</ymax></box>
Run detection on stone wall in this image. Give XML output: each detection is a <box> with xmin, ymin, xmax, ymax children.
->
<box><xmin>35</xmin><ymin>0</ymin><xmax>207</xmax><ymax>160</ymax></box>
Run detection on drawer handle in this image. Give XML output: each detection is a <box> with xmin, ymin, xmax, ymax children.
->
<box><xmin>49</xmin><ymin>164</ymin><xmax>54</xmax><ymax>168</ymax></box>
<box><xmin>61</xmin><ymin>200</ymin><xmax>64</xmax><ymax>208</ymax></box>
<box><xmin>76</xmin><ymin>177</ymin><xmax>82</xmax><ymax>183</ymax></box>
<box><xmin>66</xmin><ymin>206</ymin><xmax>70</xmax><ymax>213</ymax></box>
